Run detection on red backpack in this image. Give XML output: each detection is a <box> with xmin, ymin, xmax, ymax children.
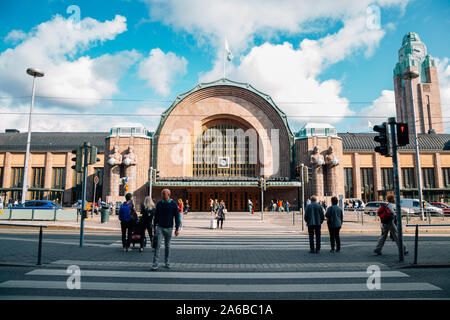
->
<box><xmin>377</xmin><ymin>204</ymin><xmax>394</xmax><ymax>224</ymax></box>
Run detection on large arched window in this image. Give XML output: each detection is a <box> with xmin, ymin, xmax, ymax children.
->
<box><xmin>193</xmin><ymin>122</ymin><xmax>257</xmax><ymax>177</ymax></box>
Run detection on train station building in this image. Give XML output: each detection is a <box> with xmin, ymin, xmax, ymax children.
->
<box><xmin>0</xmin><ymin>33</ymin><xmax>449</xmax><ymax>210</ymax></box>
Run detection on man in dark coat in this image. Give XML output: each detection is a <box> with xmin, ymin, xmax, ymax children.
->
<box><xmin>325</xmin><ymin>196</ymin><xmax>343</xmax><ymax>252</ymax></box>
<box><xmin>304</xmin><ymin>195</ymin><xmax>325</xmax><ymax>253</ymax></box>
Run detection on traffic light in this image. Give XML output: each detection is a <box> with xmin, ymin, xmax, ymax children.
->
<box><xmin>295</xmin><ymin>166</ymin><xmax>301</xmax><ymax>180</ymax></box>
<box><xmin>396</xmin><ymin>123</ymin><xmax>409</xmax><ymax>146</ymax></box>
<box><xmin>373</xmin><ymin>122</ymin><xmax>391</xmax><ymax>157</ymax></box>
<box><xmin>153</xmin><ymin>170</ymin><xmax>160</xmax><ymax>183</ymax></box>
<box><xmin>71</xmin><ymin>146</ymin><xmax>83</xmax><ymax>172</ymax></box>
<box><xmin>89</xmin><ymin>146</ymin><xmax>100</xmax><ymax>165</ymax></box>
<box><xmin>125</xmin><ymin>184</ymin><xmax>129</xmax><ymax>192</ymax></box>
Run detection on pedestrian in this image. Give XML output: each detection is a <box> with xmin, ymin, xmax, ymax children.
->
<box><xmin>139</xmin><ymin>196</ymin><xmax>155</xmax><ymax>253</ymax></box>
<box><xmin>152</xmin><ymin>189</ymin><xmax>181</xmax><ymax>271</ymax></box>
<box><xmin>177</xmin><ymin>199</ymin><xmax>184</xmax><ymax>231</ymax></box>
<box><xmin>285</xmin><ymin>201</ymin><xmax>290</xmax><ymax>213</ymax></box>
<box><xmin>278</xmin><ymin>199</ymin><xmax>283</xmax><ymax>212</ymax></box>
<box><xmin>0</xmin><ymin>194</ymin><xmax>3</xmax><ymax>210</ymax></box>
<box><xmin>119</xmin><ymin>193</ymin><xmax>137</xmax><ymax>252</ymax></box>
<box><xmin>304</xmin><ymin>195</ymin><xmax>325</xmax><ymax>253</ymax></box>
<box><xmin>213</xmin><ymin>199</ymin><xmax>219</xmax><ymax>215</ymax></box>
<box><xmin>270</xmin><ymin>200</ymin><xmax>274</xmax><ymax>212</ymax></box>
<box><xmin>97</xmin><ymin>197</ymin><xmax>102</xmax><ymax>213</ymax></box>
<box><xmin>325</xmin><ymin>196</ymin><xmax>343</xmax><ymax>253</ymax></box>
<box><xmin>184</xmin><ymin>199</ymin><xmax>189</xmax><ymax>215</ymax></box>
<box><xmin>210</xmin><ymin>198</ymin><xmax>214</xmax><ymax>214</ymax></box>
<box><xmin>217</xmin><ymin>200</ymin><xmax>227</xmax><ymax>229</ymax></box>
<box><xmin>374</xmin><ymin>195</ymin><xmax>408</xmax><ymax>256</ymax></box>
<box><xmin>14</xmin><ymin>199</ymin><xmax>18</xmax><ymax>207</ymax></box>
<box><xmin>248</xmin><ymin>199</ymin><xmax>253</xmax><ymax>214</ymax></box>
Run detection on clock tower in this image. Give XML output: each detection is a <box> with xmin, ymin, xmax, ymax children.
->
<box><xmin>393</xmin><ymin>32</ymin><xmax>443</xmax><ymax>134</ymax></box>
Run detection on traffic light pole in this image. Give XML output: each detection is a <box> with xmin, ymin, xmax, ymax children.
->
<box><xmin>149</xmin><ymin>167</ymin><xmax>153</xmax><ymax>199</ymax></box>
<box><xmin>301</xmin><ymin>164</ymin><xmax>305</xmax><ymax>231</ymax></box>
<box><xmin>80</xmin><ymin>142</ymin><xmax>90</xmax><ymax>248</ymax></box>
<box><xmin>389</xmin><ymin>118</ymin><xmax>404</xmax><ymax>263</ymax></box>
<box><xmin>260</xmin><ymin>177</ymin><xmax>264</xmax><ymax>221</ymax></box>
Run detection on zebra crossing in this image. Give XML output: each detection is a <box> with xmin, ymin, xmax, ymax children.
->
<box><xmin>0</xmin><ymin>263</ymin><xmax>442</xmax><ymax>299</ymax></box>
<box><xmin>108</xmin><ymin>235</ymin><xmax>336</xmax><ymax>250</ymax></box>
<box><xmin>0</xmin><ymin>235</ymin><xmax>443</xmax><ymax>299</ymax></box>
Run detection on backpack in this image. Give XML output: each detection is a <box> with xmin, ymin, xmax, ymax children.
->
<box><xmin>377</xmin><ymin>204</ymin><xmax>394</xmax><ymax>224</ymax></box>
<box><xmin>119</xmin><ymin>202</ymin><xmax>134</xmax><ymax>222</ymax></box>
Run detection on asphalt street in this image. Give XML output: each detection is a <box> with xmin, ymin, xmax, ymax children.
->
<box><xmin>0</xmin><ymin>229</ymin><xmax>449</xmax><ymax>300</ymax></box>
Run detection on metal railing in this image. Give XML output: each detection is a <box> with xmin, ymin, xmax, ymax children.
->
<box><xmin>406</xmin><ymin>223</ymin><xmax>450</xmax><ymax>265</ymax></box>
<box><xmin>0</xmin><ymin>223</ymin><xmax>48</xmax><ymax>265</ymax></box>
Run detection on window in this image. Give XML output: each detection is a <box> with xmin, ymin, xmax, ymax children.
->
<box><xmin>31</xmin><ymin>168</ymin><xmax>45</xmax><ymax>188</ymax></box>
<box><xmin>0</xmin><ymin>167</ymin><xmax>3</xmax><ymax>188</ymax></box>
<box><xmin>193</xmin><ymin>124</ymin><xmax>256</xmax><ymax>177</ymax></box>
<box><xmin>52</xmin><ymin>168</ymin><xmax>66</xmax><ymax>189</ymax></box>
<box><xmin>422</xmin><ymin>168</ymin><xmax>435</xmax><ymax>188</ymax></box>
<box><xmin>11</xmin><ymin>167</ymin><xmax>24</xmax><ymax>188</ymax></box>
<box><xmin>360</xmin><ymin>168</ymin><xmax>374</xmax><ymax>202</ymax></box>
<box><xmin>443</xmin><ymin>168</ymin><xmax>450</xmax><ymax>188</ymax></box>
<box><xmin>381</xmin><ymin>168</ymin><xmax>394</xmax><ymax>190</ymax></box>
<box><xmin>402</xmin><ymin>168</ymin><xmax>416</xmax><ymax>189</ymax></box>
<box><xmin>31</xmin><ymin>167</ymin><xmax>45</xmax><ymax>200</ymax></box>
<box><xmin>344</xmin><ymin>168</ymin><xmax>353</xmax><ymax>198</ymax></box>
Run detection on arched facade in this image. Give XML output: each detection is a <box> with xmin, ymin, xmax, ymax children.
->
<box><xmin>153</xmin><ymin>79</ymin><xmax>294</xmax><ymax>179</ymax></box>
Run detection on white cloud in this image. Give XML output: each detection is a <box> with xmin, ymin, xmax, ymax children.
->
<box><xmin>0</xmin><ymin>14</ymin><xmax>132</xmax><ymax>110</ymax></box>
<box><xmin>353</xmin><ymin>90</ymin><xmax>396</xmax><ymax>132</ymax></box>
<box><xmin>4</xmin><ymin>29</ymin><xmax>27</xmax><ymax>44</ymax></box>
<box><xmin>145</xmin><ymin>0</ymin><xmax>409</xmax><ymax>52</ymax></box>
<box><xmin>138</xmin><ymin>48</ymin><xmax>187</xmax><ymax>96</ymax></box>
<box><xmin>436</xmin><ymin>57</ymin><xmax>450</xmax><ymax>132</ymax></box>
<box><xmin>198</xmin><ymin>15</ymin><xmax>390</xmax><ymax>128</ymax></box>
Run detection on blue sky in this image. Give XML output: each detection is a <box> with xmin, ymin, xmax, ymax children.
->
<box><xmin>0</xmin><ymin>0</ymin><xmax>449</xmax><ymax>133</ymax></box>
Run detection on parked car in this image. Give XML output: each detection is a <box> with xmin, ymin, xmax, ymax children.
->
<box><xmin>429</xmin><ymin>202</ymin><xmax>450</xmax><ymax>216</ymax></box>
<box><xmin>363</xmin><ymin>201</ymin><xmax>387</xmax><ymax>216</ymax></box>
<box><xmin>400</xmin><ymin>199</ymin><xmax>444</xmax><ymax>217</ymax></box>
<box><xmin>15</xmin><ymin>200</ymin><xmax>62</xmax><ymax>210</ymax></box>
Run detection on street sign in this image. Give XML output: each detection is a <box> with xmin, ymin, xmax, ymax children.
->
<box><xmin>94</xmin><ymin>176</ymin><xmax>99</xmax><ymax>185</ymax></box>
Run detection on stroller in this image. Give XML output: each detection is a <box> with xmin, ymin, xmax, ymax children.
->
<box><xmin>131</xmin><ymin>217</ymin><xmax>147</xmax><ymax>248</ymax></box>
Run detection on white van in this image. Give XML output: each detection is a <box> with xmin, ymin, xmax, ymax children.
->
<box><xmin>400</xmin><ymin>199</ymin><xmax>444</xmax><ymax>216</ymax></box>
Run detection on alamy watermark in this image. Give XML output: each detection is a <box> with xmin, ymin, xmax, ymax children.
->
<box><xmin>66</xmin><ymin>265</ymin><xmax>81</xmax><ymax>290</ymax></box>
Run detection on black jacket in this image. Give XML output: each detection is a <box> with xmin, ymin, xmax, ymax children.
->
<box><xmin>154</xmin><ymin>199</ymin><xmax>181</xmax><ymax>230</ymax></box>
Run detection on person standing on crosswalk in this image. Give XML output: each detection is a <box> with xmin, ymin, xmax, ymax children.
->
<box><xmin>119</xmin><ymin>193</ymin><xmax>137</xmax><ymax>252</ymax></box>
<box><xmin>152</xmin><ymin>189</ymin><xmax>181</xmax><ymax>271</ymax></box>
<box><xmin>217</xmin><ymin>200</ymin><xmax>226</xmax><ymax>229</ymax></box>
<box><xmin>325</xmin><ymin>196</ymin><xmax>343</xmax><ymax>253</ymax></box>
<box><xmin>304</xmin><ymin>195</ymin><xmax>325</xmax><ymax>253</ymax></box>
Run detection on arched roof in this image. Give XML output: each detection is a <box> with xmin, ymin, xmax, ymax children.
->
<box><xmin>153</xmin><ymin>78</ymin><xmax>294</xmax><ymax>140</ymax></box>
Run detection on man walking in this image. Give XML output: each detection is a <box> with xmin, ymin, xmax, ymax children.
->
<box><xmin>325</xmin><ymin>196</ymin><xmax>343</xmax><ymax>252</ymax></box>
<box><xmin>119</xmin><ymin>193</ymin><xmax>137</xmax><ymax>252</ymax></box>
<box><xmin>152</xmin><ymin>189</ymin><xmax>181</xmax><ymax>271</ymax></box>
<box><xmin>374</xmin><ymin>195</ymin><xmax>408</xmax><ymax>256</ymax></box>
<box><xmin>304</xmin><ymin>195</ymin><xmax>325</xmax><ymax>253</ymax></box>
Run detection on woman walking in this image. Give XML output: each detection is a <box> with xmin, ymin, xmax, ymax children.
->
<box><xmin>325</xmin><ymin>196</ymin><xmax>343</xmax><ymax>253</ymax></box>
<box><xmin>139</xmin><ymin>196</ymin><xmax>156</xmax><ymax>252</ymax></box>
<box><xmin>177</xmin><ymin>199</ymin><xmax>184</xmax><ymax>231</ymax></box>
<box><xmin>217</xmin><ymin>200</ymin><xmax>227</xmax><ymax>229</ymax></box>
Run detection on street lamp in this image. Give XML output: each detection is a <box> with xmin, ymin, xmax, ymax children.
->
<box><xmin>21</xmin><ymin>68</ymin><xmax>44</xmax><ymax>204</ymax></box>
<box><xmin>401</xmin><ymin>70</ymin><xmax>424</xmax><ymax>220</ymax></box>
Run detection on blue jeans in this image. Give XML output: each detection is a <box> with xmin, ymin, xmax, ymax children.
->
<box><xmin>249</xmin><ymin>205</ymin><xmax>252</xmax><ymax>213</ymax></box>
<box><xmin>179</xmin><ymin>213</ymin><xmax>183</xmax><ymax>227</ymax></box>
<box><xmin>153</xmin><ymin>226</ymin><xmax>173</xmax><ymax>266</ymax></box>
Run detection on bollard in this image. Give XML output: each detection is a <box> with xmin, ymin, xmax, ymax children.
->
<box><xmin>37</xmin><ymin>226</ymin><xmax>43</xmax><ymax>265</ymax></box>
<box><xmin>54</xmin><ymin>208</ymin><xmax>57</xmax><ymax>221</ymax></box>
<box><xmin>428</xmin><ymin>212</ymin><xmax>431</xmax><ymax>225</ymax></box>
<box><xmin>414</xmin><ymin>224</ymin><xmax>418</xmax><ymax>265</ymax></box>
<box><xmin>31</xmin><ymin>209</ymin><xmax>35</xmax><ymax>221</ymax></box>
<box><xmin>361</xmin><ymin>211</ymin><xmax>364</xmax><ymax>226</ymax></box>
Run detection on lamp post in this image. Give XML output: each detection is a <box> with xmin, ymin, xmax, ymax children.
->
<box><xmin>402</xmin><ymin>70</ymin><xmax>424</xmax><ymax>220</ymax></box>
<box><xmin>21</xmin><ymin>68</ymin><xmax>44</xmax><ymax>204</ymax></box>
